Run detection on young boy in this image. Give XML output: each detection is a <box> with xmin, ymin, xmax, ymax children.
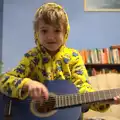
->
<box><xmin>0</xmin><ymin>2</ymin><xmax>120</xmax><ymax>119</ymax></box>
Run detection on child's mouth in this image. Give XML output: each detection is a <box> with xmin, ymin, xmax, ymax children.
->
<box><xmin>47</xmin><ymin>42</ymin><xmax>56</xmax><ymax>44</ymax></box>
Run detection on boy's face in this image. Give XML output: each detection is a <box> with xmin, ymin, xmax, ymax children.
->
<box><xmin>38</xmin><ymin>20</ymin><xmax>65</xmax><ymax>51</ymax></box>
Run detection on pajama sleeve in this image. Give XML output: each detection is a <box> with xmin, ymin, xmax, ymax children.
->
<box><xmin>0</xmin><ymin>48</ymin><xmax>38</xmax><ymax>100</ymax></box>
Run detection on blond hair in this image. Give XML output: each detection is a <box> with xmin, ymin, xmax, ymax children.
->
<box><xmin>33</xmin><ymin>2</ymin><xmax>70</xmax><ymax>43</ymax></box>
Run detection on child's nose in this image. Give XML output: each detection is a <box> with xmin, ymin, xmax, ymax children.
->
<box><xmin>47</xmin><ymin>35</ymin><xmax>54</xmax><ymax>40</ymax></box>
<box><xmin>47</xmin><ymin>33</ymin><xmax>55</xmax><ymax>40</ymax></box>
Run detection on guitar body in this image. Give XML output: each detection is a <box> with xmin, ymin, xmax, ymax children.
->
<box><xmin>0</xmin><ymin>80</ymin><xmax>82</xmax><ymax>120</ymax></box>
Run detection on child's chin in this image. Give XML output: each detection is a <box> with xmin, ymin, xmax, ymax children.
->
<box><xmin>46</xmin><ymin>47</ymin><xmax>60</xmax><ymax>52</ymax></box>
<box><xmin>47</xmin><ymin>48</ymin><xmax>58</xmax><ymax>51</ymax></box>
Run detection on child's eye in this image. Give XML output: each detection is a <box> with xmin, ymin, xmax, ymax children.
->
<box><xmin>41</xmin><ymin>29</ymin><xmax>47</xmax><ymax>34</ymax></box>
<box><xmin>55</xmin><ymin>29</ymin><xmax>61</xmax><ymax>33</ymax></box>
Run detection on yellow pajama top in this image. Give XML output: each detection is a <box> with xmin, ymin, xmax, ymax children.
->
<box><xmin>0</xmin><ymin>45</ymin><xmax>110</xmax><ymax>112</ymax></box>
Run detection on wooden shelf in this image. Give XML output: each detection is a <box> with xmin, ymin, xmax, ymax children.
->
<box><xmin>85</xmin><ymin>64</ymin><xmax>120</xmax><ymax>69</ymax></box>
<box><xmin>85</xmin><ymin>64</ymin><xmax>120</xmax><ymax>66</ymax></box>
<box><xmin>111</xmin><ymin>45</ymin><xmax>120</xmax><ymax>49</ymax></box>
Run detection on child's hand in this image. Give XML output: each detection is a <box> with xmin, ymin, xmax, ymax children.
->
<box><xmin>113</xmin><ymin>95</ymin><xmax>120</xmax><ymax>104</ymax></box>
<box><xmin>23</xmin><ymin>80</ymin><xmax>49</xmax><ymax>102</ymax></box>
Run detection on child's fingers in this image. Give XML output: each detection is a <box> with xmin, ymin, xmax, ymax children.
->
<box><xmin>41</xmin><ymin>85</ymin><xmax>49</xmax><ymax>100</ymax></box>
<box><xmin>113</xmin><ymin>95</ymin><xmax>120</xmax><ymax>104</ymax></box>
<box><xmin>26</xmin><ymin>80</ymin><xmax>49</xmax><ymax>102</ymax></box>
<box><xmin>28</xmin><ymin>87</ymin><xmax>41</xmax><ymax>100</ymax></box>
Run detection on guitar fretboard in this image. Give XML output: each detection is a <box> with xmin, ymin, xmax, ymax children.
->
<box><xmin>54</xmin><ymin>88</ymin><xmax>120</xmax><ymax>108</ymax></box>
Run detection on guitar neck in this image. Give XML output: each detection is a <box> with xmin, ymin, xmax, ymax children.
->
<box><xmin>55</xmin><ymin>88</ymin><xmax>120</xmax><ymax>108</ymax></box>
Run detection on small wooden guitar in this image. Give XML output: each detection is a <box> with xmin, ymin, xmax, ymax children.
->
<box><xmin>0</xmin><ymin>79</ymin><xmax>119</xmax><ymax>120</ymax></box>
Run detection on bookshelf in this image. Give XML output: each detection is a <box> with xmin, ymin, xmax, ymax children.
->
<box><xmin>85</xmin><ymin>63</ymin><xmax>120</xmax><ymax>67</ymax></box>
<box><xmin>79</xmin><ymin>45</ymin><xmax>120</xmax><ymax>76</ymax></box>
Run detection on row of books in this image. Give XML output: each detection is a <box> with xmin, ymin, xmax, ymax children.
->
<box><xmin>87</xmin><ymin>68</ymin><xmax>120</xmax><ymax>76</ymax></box>
<box><xmin>79</xmin><ymin>45</ymin><xmax>120</xmax><ymax>64</ymax></box>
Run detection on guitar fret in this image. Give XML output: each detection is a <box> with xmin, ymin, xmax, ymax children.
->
<box><xmin>58</xmin><ymin>95</ymin><xmax>65</xmax><ymax>107</ymax></box>
<box><xmin>87</xmin><ymin>92</ymin><xmax>91</xmax><ymax>102</ymax></box>
<box><xmin>108</xmin><ymin>89</ymin><xmax>114</xmax><ymax>98</ymax></box>
<box><xmin>108</xmin><ymin>89</ymin><xmax>113</xmax><ymax>99</ymax></box>
<box><xmin>77</xmin><ymin>94</ymin><xmax>81</xmax><ymax>104</ymax></box>
<box><xmin>76</xmin><ymin>94</ymin><xmax>79</xmax><ymax>104</ymax></box>
<box><xmin>83</xmin><ymin>94</ymin><xmax>87</xmax><ymax>103</ymax></box>
<box><xmin>55</xmin><ymin>96</ymin><xmax>58</xmax><ymax>108</ymax></box>
<box><xmin>85</xmin><ymin>92</ymin><xmax>89</xmax><ymax>103</ymax></box>
<box><xmin>64</xmin><ymin>95</ymin><xmax>67</xmax><ymax>106</ymax></box>
<box><xmin>114</xmin><ymin>90</ymin><xmax>117</xmax><ymax>98</ymax></box>
<box><xmin>63</xmin><ymin>95</ymin><xmax>65</xmax><ymax>106</ymax></box>
<box><xmin>114</xmin><ymin>88</ymin><xmax>119</xmax><ymax>96</ymax></box>
<box><xmin>79</xmin><ymin>94</ymin><xmax>85</xmax><ymax>104</ymax></box>
<box><xmin>116</xmin><ymin>88</ymin><xmax>120</xmax><ymax>95</ymax></box>
<box><xmin>68</xmin><ymin>95</ymin><xmax>70</xmax><ymax>106</ymax></box>
<box><xmin>98</xmin><ymin>91</ymin><xmax>102</xmax><ymax>101</ymax></box>
<box><xmin>78</xmin><ymin>94</ymin><xmax>82</xmax><ymax>104</ymax></box>
<box><xmin>94</xmin><ymin>92</ymin><xmax>98</xmax><ymax>102</ymax></box>
<box><xmin>71</xmin><ymin>94</ymin><xmax>74</xmax><ymax>105</ymax></box>
<box><xmin>109</xmin><ymin>89</ymin><xmax>117</xmax><ymax>98</ymax></box>
<box><xmin>83</xmin><ymin>93</ymin><xmax>88</xmax><ymax>103</ymax></box>
<box><xmin>102</xmin><ymin>90</ymin><xmax>106</xmax><ymax>101</ymax></box>
<box><xmin>89</xmin><ymin>92</ymin><xmax>95</xmax><ymax>103</ymax></box>
<box><xmin>92</xmin><ymin>92</ymin><xmax>95</xmax><ymax>102</ymax></box>
<box><xmin>58</xmin><ymin>96</ymin><xmax>61</xmax><ymax>107</ymax></box>
<box><xmin>60</xmin><ymin>95</ymin><xmax>64</xmax><ymax>107</ymax></box>
<box><xmin>104</xmin><ymin>90</ymin><xmax>112</xmax><ymax>100</ymax></box>
<box><xmin>114</xmin><ymin>89</ymin><xmax>118</xmax><ymax>96</ymax></box>
<box><xmin>74</xmin><ymin>94</ymin><xmax>78</xmax><ymax>105</ymax></box>
<box><xmin>70</xmin><ymin>95</ymin><xmax>73</xmax><ymax>105</ymax></box>
<box><xmin>99</xmin><ymin>91</ymin><xmax>105</xmax><ymax>101</ymax></box>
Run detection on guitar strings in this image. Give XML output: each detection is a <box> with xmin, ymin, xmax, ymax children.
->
<box><xmin>4</xmin><ymin>89</ymin><xmax>118</xmax><ymax>105</ymax></box>
<box><xmin>3</xmin><ymin>88</ymin><xmax>119</xmax><ymax>109</ymax></box>
<box><xmin>4</xmin><ymin>95</ymin><xmax>85</xmax><ymax>109</ymax></box>
<box><xmin>4</xmin><ymin>97</ymin><xmax>74</xmax><ymax>109</ymax></box>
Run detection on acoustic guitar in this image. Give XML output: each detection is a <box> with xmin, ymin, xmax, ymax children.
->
<box><xmin>0</xmin><ymin>79</ymin><xmax>119</xmax><ymax>120</ymax></box>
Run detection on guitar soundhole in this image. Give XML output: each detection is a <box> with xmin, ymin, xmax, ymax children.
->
<box><xmin>35</xmin><ymin>96</ymin><xmax>56</xmax><ymax>113</ymax></box>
